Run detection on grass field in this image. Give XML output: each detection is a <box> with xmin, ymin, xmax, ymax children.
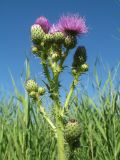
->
<box><xmin>0</xmin><ymin>62</ymin><xmax>120</xmax><ymax>160</ymax></box>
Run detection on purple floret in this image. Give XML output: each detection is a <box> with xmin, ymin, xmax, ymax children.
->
<box><xmin>57</xmin><ymin>14</ymin><xmax>88</xmax><ymax>36</ymax></box>
<box><xmin>49</xmin><ymin>24</ymin><xmax>60</xmax><ymax>34</ymax></box>
<box><xmin>35</xmin><ymin>16</ymin><xmax>51</xmax><ymax>33</ymax></box>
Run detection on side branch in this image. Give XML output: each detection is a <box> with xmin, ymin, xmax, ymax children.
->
<box><xmin>62</xmin><ymin>76</ymin><xmax>79</xmax><ymax>116</ymax></box>
<box><xmin>60</xmin><ymin>49</ymin><xmax>69</xmax><ymax>67</ymax></box>
<box><xmin>37</xmin><ymin>100</ymin><xmax>56</xmax><ymax>133</ymax></box>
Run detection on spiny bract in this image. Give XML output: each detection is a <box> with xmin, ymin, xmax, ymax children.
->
<box><xmin>25</xmin><ymin>80</ymin><xmax>38</xmax><ymax>93</ymax></box>
<box><xmin>53</xmin><ymin>32</ymin><xmax>65</xmax><ymax>43</ymax></box>
<box><xmin>80</xmin><ymin>63</ymin><xmax>89</xmax><ymax>72</ymax></box>
<box><xmin>31</xmin><ymin>24</ymin><xmax>45</xmax><ymax>43</ymax></box>
<box><xmin>38</xmin><ymin>87</ymin><xmax>46</xmax><ymax>95</ymax></box>
<box><xmin>64</xmin><ymin>36</ymin><xmax>76</xmax><ymax>49</ymax></box>
<box><xmin>43</xmin><ymin>33</ymin><xmax>54</xmax><ymax>43</ymax></box>
<box><xmin>64</xmin><ymin>120</ymin><xmax>81</xmax><ymax>143</ymax></box>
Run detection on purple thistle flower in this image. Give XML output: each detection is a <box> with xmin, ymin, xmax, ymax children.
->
<box><xmin>57</xmin><ymin>14</ymin><xmax>88</xmax><ymax>36</ymax></box>
<box><xmin>35</xmin><ymin>16</ymin><xmax>51</xmax><ymax>33</ymax></box>
<box><xmin>49</xmin><ymin>24</ymin><xmax>60</xmax><ymax>34</ymax></box>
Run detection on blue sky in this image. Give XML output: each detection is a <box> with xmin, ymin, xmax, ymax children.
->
<box><xmin>0</xmin><ymin>0</ymin><xmax>120</xmax><ymax>97</ymax></box>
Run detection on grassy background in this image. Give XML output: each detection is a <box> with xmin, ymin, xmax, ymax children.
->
<box><xmin>0</xmin><ymin>62</ymin><xmax>120</xmax><ymax>160</ymax></box>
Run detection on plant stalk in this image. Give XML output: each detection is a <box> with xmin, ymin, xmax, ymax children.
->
<box><xmin>62</xmin><ymin>76</ymin><xmax>79</xmax><ymax>115</ymax></box>
<box><xmin>55</xmin><ymin>101</ymin><xmax>66</xmax><ymax>160</ymax></box>
<box><xmin>53</xmin><ymin>71</ymin><xmax>66</xmax><ymax>160</ymax></box>
<box><xmin>37</xmin><ymin>100</ymin><xmax>56</xmax><ymax>133</ymax></box>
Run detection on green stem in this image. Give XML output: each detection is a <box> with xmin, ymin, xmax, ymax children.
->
<box><xmin>52</xmin><ymin>71</ymin><xmax>66</xmax><ymax>160</ymax></box>
<box><xmin>42</xmin><ymin>62</ymin><xmax>52</xmax><ymax>84</ymax></box>
<box><xmin>24</xmin><ymin>96</ymin><xmax>31</xmax><ymax>159</ymax></box>
<box><xmin>41</xmin><ymin>48</ymin><xmax>68</xmax><ymax>159</ymax></box>
<box><xmin>62</xmin><ymin>76</ymin><xmax>79</xmax><ymax>116</ymax></box>
<box><xmin>55</xmin><ymin>101</ymin><xmax>66</xmax><ymax>160</ymax></box>
<box><xmin>60</xmin><ymin>49</ymin><xmax>69</xmax><ymax>67</ymax></box>
<box><xmin>37</xmin><ymin>100</ymin><xmax>56</xmax><ymax>133</ymax></box>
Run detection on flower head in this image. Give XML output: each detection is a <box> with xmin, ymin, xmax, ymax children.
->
<box><xmin>57</xmin><ymin>14</ymin><xmax>88</xmax><ymax>36</ymax></box>
<box><xmin>35</xmin><ymin>16</ymin><xmax>51</xmax><ymax>33</ymax></box>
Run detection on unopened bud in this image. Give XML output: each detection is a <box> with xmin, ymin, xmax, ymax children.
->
<box><xmin>32</xmin><ymin>46</ymin><xmax>39</xmax><ymax>54</ymax></box>
<box><xmin>25</xmin><ymin>80</ymin><xmax>38</xmax><ymax>93</ymax></box>
<box><xmin>73</xmin><ymin>46</ymin><xmax>87</xmax><ymax>65</ymax></box>
<box><xmin>64</xmin><ymin>120</ymin><xmax>81</xmax><ymax>143</ymax></box>
<box><xmin>31</xmin><ymin>24</ymin><xmax>45</xmax><ymax>43</ymax></box>
<box><xmin>53</xmin><ymin>32</ymin><xmax>65</xmax><ymax>43</ymax></box>
<box><xmin>43</xmin><ymin>33</ymin><xmax>54</xmax><ymax>44</ymax></box>
<box><xmin>80</xmin><ymin>63</ymin><xmax>89</xmax><ymax>72</ymax></box>
<box><xmin>29</xmin><ymin>91</ymin><xmax>38</xmax><ymax>99</ymax></box>
<box><xmin>51</xmin><ymin>52</ymin><xmax>60</xmax><ymax>61</ymax></box>
<box><xmin>38</xmin><ymin>87</ymin><xmax>45</xmax><ymax>95</ymax></box>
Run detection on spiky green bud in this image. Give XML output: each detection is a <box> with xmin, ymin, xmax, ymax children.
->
<box><xmin>25</xmin><ymin>80</ymin><xmax>38</xmax><ymax>93</ymax></box>
<box><xmin>80</xmin><ymin>63</ymin><xmax>89</xmax><ymax>72</ymax></box>
<box><xmin>38</xmin><ymin>87</ymin><xmax>45</xmax><ymax>95</ymax></box>
<box><xmin>64</xmin><ymin>120</ymin><xmax>81</xmax><ymax>143</ymax></box>
<box><xmin>50</xmin><ymin>51</ymin><xmax>61</xmax><ymax>61</ymax></box>
<box><xmin>64</xmin><ymin>36</ymin><xmax>77</xmax><ymax>49</ymax></box>
<box><xmin>32</xmin><ymin>46</ymin><xmax>39</xmax><ymax>54</ymax></box>
<box><xmin>51</xmin><ymin>63</ymin><xmax>62</xmax><ymax>74</ymax></box>
<box><xmin>51</xmin><ymin>53</ymin><xmax>59</xmax><ymax>59</ymax></box>
<box><xmin>72</xmin><ymin>63</ymin><xmax>88</xmax><ymax>76</ymax></box>
<box><xmin>71</xmin><ymin>68</ymin><xmax>77</xmax><ymax>75</ymax></box>
<box><xmin>43</xmin><ymin>33</ymin><xmax>54</xmax><ymax>44</ymax></box>
<box><xmin>29</xmin><ymin>91</ymin><xmax>38</xmax><ymax>99</ymax></box>
<box><xmin>53</xmin><ymin>32</ymin><xmax>65</xmax><ymax>43</ymax></box>
<box><xmin>31</xmin><ymin>24</ymin><xmax>45</xmax><ymax>43</ymax></box>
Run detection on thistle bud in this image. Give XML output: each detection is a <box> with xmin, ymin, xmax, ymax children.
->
<box><xmin>25</xmin><ymin>80</ymin><xmax>38</xmax><ymax>93</ymax></box>
<box><xmin>64</xmin><ymin>120</ymin><xmax>81</xmax><ymax>143</ymax></box>
<box><xmin>43</xmin><ymin>33</ymin><xmax>54</xmax><ymax>44</ymax></box>
<box><xmin>32</xmin><ymin>46</ymin><xmax>39</xmax><ymax>54</ymax></box>
<box><xmin>80</xmin><ymin>63</ymin><xmax>89</xmax><ymax>72</ymax></box>
<box><xmin>71</xmin><ymin>68</ymin><xmax>77</xmax><ymax>76</ymax></box>
<box><xmin>53</xmin><ymin>32</ymin><xmax>65</xmax><ymax>43</ymax></box>
<box><xmin>31</xmin><ymin>24</ymin><xmax>45</xmax><ymax>43</ymax></box>
<box><xmin>51</xmin><ymin>51</ymin><xmax>61</xmax><ymax>61</ymax></box>
<box><xmin>64</xmin><ymin>36</ymin><xmax>77</xmax><ymax>49</ymax></box>
<box><xmin>38</xmin><ymin>87</ymin><xmax>45</xmax><ymax>95</ymax></box>
<box><xmin>73</xmin><ymin>46</ymin><xmax>87</xmax><ymax>65</ymax></box>
<box><xmin>51</xmin><ymin>63</ymin><xmax>62</xmax><ymax>74</ymax></box>
<box><xmin>51</xmin><ymin>53</ymin><xmax>58</xmax><ymax>59</ymax></box>
<box><xmin>29</xmin><ymin>91</ymin><xmax>38</xmax><ymax>99</ymax></box>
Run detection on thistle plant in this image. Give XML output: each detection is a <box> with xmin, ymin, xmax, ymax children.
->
<box><xmin>26</xmin><ymin>14</ymin><xmax>88</xmax><ymax>160</ymax></box>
